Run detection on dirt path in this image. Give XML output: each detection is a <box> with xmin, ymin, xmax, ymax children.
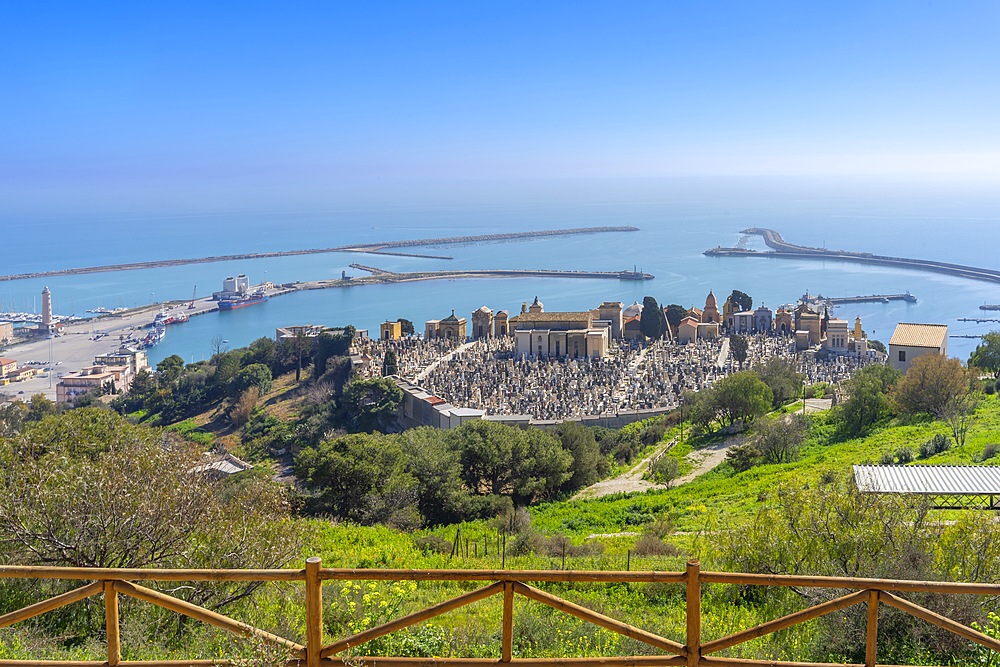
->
<box><xmin>716</xmin><ymin>336</ymin><xmax>730</xmax><ymax>367</ymax></box>
<box><xmin>573</xmin><ymin>433</ymin><xmax>742</xmax><ymax>500</ymax></box>
<box><xmin>673</xmin><ymin>439</ymin><xmax>738</xmax><ymax>486</ymax></box>
<box><xmin>571</xmin><ymin>399</ymin><xmax>834</xmax><ymax>501</ymax></box>
<box><xmin>572</xmin><ymin>437</ymin><xmax>678</xmax><ymax>500</ymax></box>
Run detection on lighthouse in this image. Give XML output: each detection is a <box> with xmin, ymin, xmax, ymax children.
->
<box><xmin>41</xmin><ymin>286</ymin><xmax>53</xmax><ymax>334</ymax></box>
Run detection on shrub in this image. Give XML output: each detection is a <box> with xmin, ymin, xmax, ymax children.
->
<box><xmin>414</xmin><ymin>534</ymin><xmax>452</xmax><ymax>555</ymax></box>
<box><xmin>649</xmin><ymin>455</ymin><xmax>680</xmax><ymax>485</ymax></box>
<box><xmin>632</xmin><ymin>534</ymin><xmax>679</xmax><ymax>556</ymax></box>
<box><xmin>918</xmin><ymin>433</ymin><xmax>950</xmax><ymax>459</ymax></box>
<box><xmin>639</xmin><ymin>422</ymin><xmax>666</xmax><ymax>446</ymax></box>
<box><xmin>879</xmin><ymin>452</ymin><xmax>895</xmax><ymax>465</ymax></box>
<box><xmin>894</xmin><ymin>447</ymin><xmax>914</xmax><ymax>464</ymax></box>
<box><xmin>985</xmin><ymin>380</ymin><xmax>996</xmax><ymax>395</ymax></box>
<box><xmin>980</xmin><ymin>444</ymin><xmax>999</xmax><ymax>462</ymax></box>
<box><xmin>726</xmin><ymin>442</ymin><xmax>760</xmax><ymax>473</ymax></box>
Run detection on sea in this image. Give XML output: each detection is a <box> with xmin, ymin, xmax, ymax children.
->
<box><xmin>2</xmin><ymin>177</ymin><xmax>998</xmax><ymax>366</ymax></box>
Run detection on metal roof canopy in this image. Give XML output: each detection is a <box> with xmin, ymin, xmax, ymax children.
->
<box><xmin>853</xmin><ymin>465</ymin><xmax>1000</xmax><ymax>510</ymax></box>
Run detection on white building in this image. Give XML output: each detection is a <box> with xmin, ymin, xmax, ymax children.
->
<box><xmin>888</xmin><ymin>323</ymin><xmax>948</xmax><ymax>373</ymax></box>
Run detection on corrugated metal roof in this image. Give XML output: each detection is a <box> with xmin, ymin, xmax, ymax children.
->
<box><xmin>888</xmin><ymin>323</ymin><xmax>948</xmax><ymax>349</ymax></box>
<box><xmin>854</xmin><ymin>465</ymin><xmax>1000</xmax><ymax>495</ymax></box>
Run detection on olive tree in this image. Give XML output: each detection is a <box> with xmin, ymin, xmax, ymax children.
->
<box><xmin>0</xmin><ymin>409</ymin><xmax>300</xmax><ymax>609</ymax></box>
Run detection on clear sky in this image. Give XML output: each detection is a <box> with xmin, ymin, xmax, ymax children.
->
<box><xmin>3</xmin><ymin>2</ymin><xmax>999</xmax><ymax>214</ymax></box>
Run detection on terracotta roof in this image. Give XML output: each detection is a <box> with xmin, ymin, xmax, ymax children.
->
<box><xmin>0</xmin><ymin>358</ymin><xmax>15</xmax><ymax>365</ymax></box>
<box><xmin>889</xmin><ymin>323</ymin><xmax>948</xmax><ymax>349</ymax></box>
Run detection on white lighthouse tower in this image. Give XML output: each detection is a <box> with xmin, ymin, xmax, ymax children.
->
<box><xmin>40</xmin><ymin>286</ymin><xmax>53</xmax><ymax>335</ymax></box>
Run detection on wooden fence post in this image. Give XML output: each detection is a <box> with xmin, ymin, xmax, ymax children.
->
<box><xmin>104</xmin><ymin>581</ymin><xmax>120</xmax><ymax>666</ymax></box>
<box><xmin>686</xmin><ymin>560</ymin><xmax>701</xmax><ymax>667</ymax></box>
<box><xmin>866</xmin><ymin>589</ymin><xmax>879</xmax><ymax>667</ymax></box>
<box><xmin>502</xmin><ymin>581</ymin><xmax>514</xmax><ymax>662</ymax></box>
<box><xmin>306</xmin><ymin>557</ymin><xmax>323</xmax><ymax>667</ymax></box>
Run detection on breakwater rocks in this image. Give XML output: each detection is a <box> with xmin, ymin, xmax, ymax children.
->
<box><xmin>705</xmin><ymin>228</ymin><xmax>1000</xmax><ymax>285</ymax></box>
<box><xmin>307</xmin><ymin>266</ymin><xmax>654</xmax><ymax>289</ymax></box>
<box><xmin>0</xmin><ymin>226</ymin><xmax>640</xmax><ymax>282</ymax></box>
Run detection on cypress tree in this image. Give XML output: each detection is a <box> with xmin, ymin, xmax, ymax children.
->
<box><xmin>640</xmin><ymin>296</ymin><xmax>663</xmax><ymax>340</ymax></box>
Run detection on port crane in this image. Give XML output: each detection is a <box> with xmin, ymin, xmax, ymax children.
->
<box><xmin>188</xmin><ymin>285</ymin><xmax>197</xmax><ymax>309</ymax></box>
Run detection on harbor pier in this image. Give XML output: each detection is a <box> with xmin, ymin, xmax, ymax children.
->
<box><xmin>706</xmin><ymin>228</ymin><xmax>1000</xmax><ymax>286</ymax></box>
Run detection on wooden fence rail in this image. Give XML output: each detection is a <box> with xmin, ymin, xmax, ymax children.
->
<box><xmin>0</xmin><ymin>558</ymin><xmax>998</xmax><ymax>666</ymax></box>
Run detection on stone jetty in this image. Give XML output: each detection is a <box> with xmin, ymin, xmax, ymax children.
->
<box><xmin>705</xmin><ymin>228</ymin><xmax>1000</xmax><ymax>285</ymax></box>
<box><xmin>0</xmin><ymin>226</ymin><xmax>640</xmax><ymax>282</ymax></box>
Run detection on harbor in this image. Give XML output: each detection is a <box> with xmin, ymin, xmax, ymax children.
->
<box><xmin>706</xmin><ymin>228</ymin><xmax>1000</xmax><ymax>285</ymax></box>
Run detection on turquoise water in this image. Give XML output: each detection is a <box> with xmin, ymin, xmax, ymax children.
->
<box><xmin>2</xmin><ymin>178</ymin><xmax>998</xmax><ymax>364</ymax></box>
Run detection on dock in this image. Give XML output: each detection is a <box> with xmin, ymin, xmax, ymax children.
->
<box><xmin>826</xmin><ymin>293</ymin><xmax>917</xmax><ymax>305</ymax></box>
<box><xmin>705</xmin><ymin>228</ymin><xmax>1000</xmax><ymax>286</ymax></box>
<box><xmin>304</xmin><ymin>265</ymin><xmax>654</xmax><ymax>289</ymax></box>
<box><xmin>349</xmin><ymin>263</ymin><xmax>398</xmax><ymax>276</ymax></box>
<box><xmin>799</xmin><ymin>292</ymin><xmax>916</xmax><ymax>309</ymax></box>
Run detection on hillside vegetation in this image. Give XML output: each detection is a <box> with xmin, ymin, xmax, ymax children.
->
<box><xmin>3</xmin><ymin>341</ymin><xmax>1000</xmax><ymax>663</ymax></box>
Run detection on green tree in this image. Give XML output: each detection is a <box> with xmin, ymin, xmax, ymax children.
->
<box><xmin>398</xmin><ymin>318</ymin><xmax>415</xmax><ymax>336</ymax></box>
<box><xmin>382</xmin><ymin>349</ymin><xmax>399</xmax><ymax>376</ymax></box>
<box><xmin>725</xmin><ymin>442</ymin><xmax>761</xmax><ymax>472</ymax></box>
<box><xmin>314</xmin><ymin>327</ymin><xmax>354</xmax><ymax>377</ymax></box>
<box><xmin>26</xmin><ymin>394</ymin><xmax>58</xmax><ymax>422</ymax></box>
<box><xmin>0</xmin><ymin>400</ymin><xmax>28</xmax><ymax>436</ymax></box>
<box><xmin>682</xmin><ymin>388</ymin><xmax>718</xmax><ymax>434</ymax></box>
<box><xmin>712</xmin><ymin>371</ymin><xmax>772</xmax><ymax>427</ymax></box>
<box><xmin>292</xmin><ymin>329</ymin><xmax>310</xmax><ymax>382</ymax></box>
<box><xmin>342</xmin><ymin>377</ymin><xmax>403</xmax><ymax>433</ymax></box>
<box><xmin>295</xmin><ymin>432</ymin><xmax>420</xmax><ymax>528</ymax></box>
<box><xmin>398</xmin><ymin>427</ymin><xmax>476</xmax><ymax>525</ymax></box>
<box><xmin>212</xmin><ymin>350</ymin><xmax>244</xmax><ymax>393</ymax></box>
<box><xmin>664</xmin><ymin>304</ymin><xmax>687</xmax><ymax>334</ymax></box>
<box><xmin>554</xmin><ymin>421</ymin><xmax>608</xmax><ymax>493</ymax></box>
<box><xmin>233</xmin><ymin>363</ymin><xmax>273</xmax><ymax>397</ymax></box>
<box><xmin>943</xmin><ymin>390</ymin><xmax>980</xmax><ymax>448</ymax></box>
<box><xmin>970</xmin><ymin>331</ymin><xmax>1000</xmax><ymax>378</ymax></box>
<box><xmin>753</xmin><ymin>413</ymin><xmax>807</xmax><ymax>464</ymax></box>
<box><xmin>891</xmin><ymin>353</ymin><xmax>970</xmax><ymax>418</ymax></box>
<box><xmin>0</xmin><ymin>410</ymin><xmax>298</xmax><ymax>576</ymax></box>
<box><xmin>729</xmin><ymin>334</ymin><xmax>749</xmax><ymax>368</ymax></box>
<box><xmin>453</xmin><ymin>421</ymin><xmax>571</xmax><ymax>505</ymax></box>
<box><xmin>753</xmin><ymin>357</ymin><xmax>805</xmax><ymax>407</ymax></box>
<box><xmin>639</xmin><ymin>296</ymin><xmax>663</xmax><ymax>340</ymax></box>
<box><xmin>728</xmin><ymin>290</ymin><xmax>752</xmax><ymax>313</ymax></box>
<box><xmin>156</xmin><ymin>354</ymin><xmax>185</xmax><ymax>384</ymax></box>
<box><xmin>245</xmin><ymin>336</ymin><xmax>278</xmax><ymax>371</ymax></box>
<box><xmin>649</xmin><ymin>455</ymin><xmax>680</xmax><ymax>486</ymax></box>
<box><xmin>836</xmin><ymin>364</ymin><xmax>901</xmax><ymax>437</ymax></box>
<box><xmin>518</xmin><ymin>429</ymin><xmax>574</xmax><ymax>505</ymax></box>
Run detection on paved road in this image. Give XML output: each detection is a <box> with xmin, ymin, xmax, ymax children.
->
<box><xmin>1</xmin><ymin>297</ymin><xmax>220</xmax><ymax>401</ymax></box>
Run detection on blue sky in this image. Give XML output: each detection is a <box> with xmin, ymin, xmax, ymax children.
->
<box><xmin>3</xmin><ymin>2</ymin><xmax>999</xmax><ymax>214</ymax></box>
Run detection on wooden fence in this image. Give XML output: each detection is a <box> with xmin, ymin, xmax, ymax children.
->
<box><xmin>1</xmin><ymin>558</ymin><xmax>999</xmax><ymax>666</ymax></box>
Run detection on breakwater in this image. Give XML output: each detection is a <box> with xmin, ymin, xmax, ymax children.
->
<box><xmin>301</xmin><ymin>265</ymin><xmax>654</xmax><ymax>290</ymax></box>
<box><xmin>0</xmin><ymin>226</ymin><xmax>639</xmax><ymax>282</ymax></box>
<box><xmin>705</xmin><ymin>228</ymin><xmax>1000</xmax><ymax>285</ymax></box>
<box><xmin>804</xmin><ymin>293</ymin><xmax>917</xmax><ymax>306</ymax></box>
